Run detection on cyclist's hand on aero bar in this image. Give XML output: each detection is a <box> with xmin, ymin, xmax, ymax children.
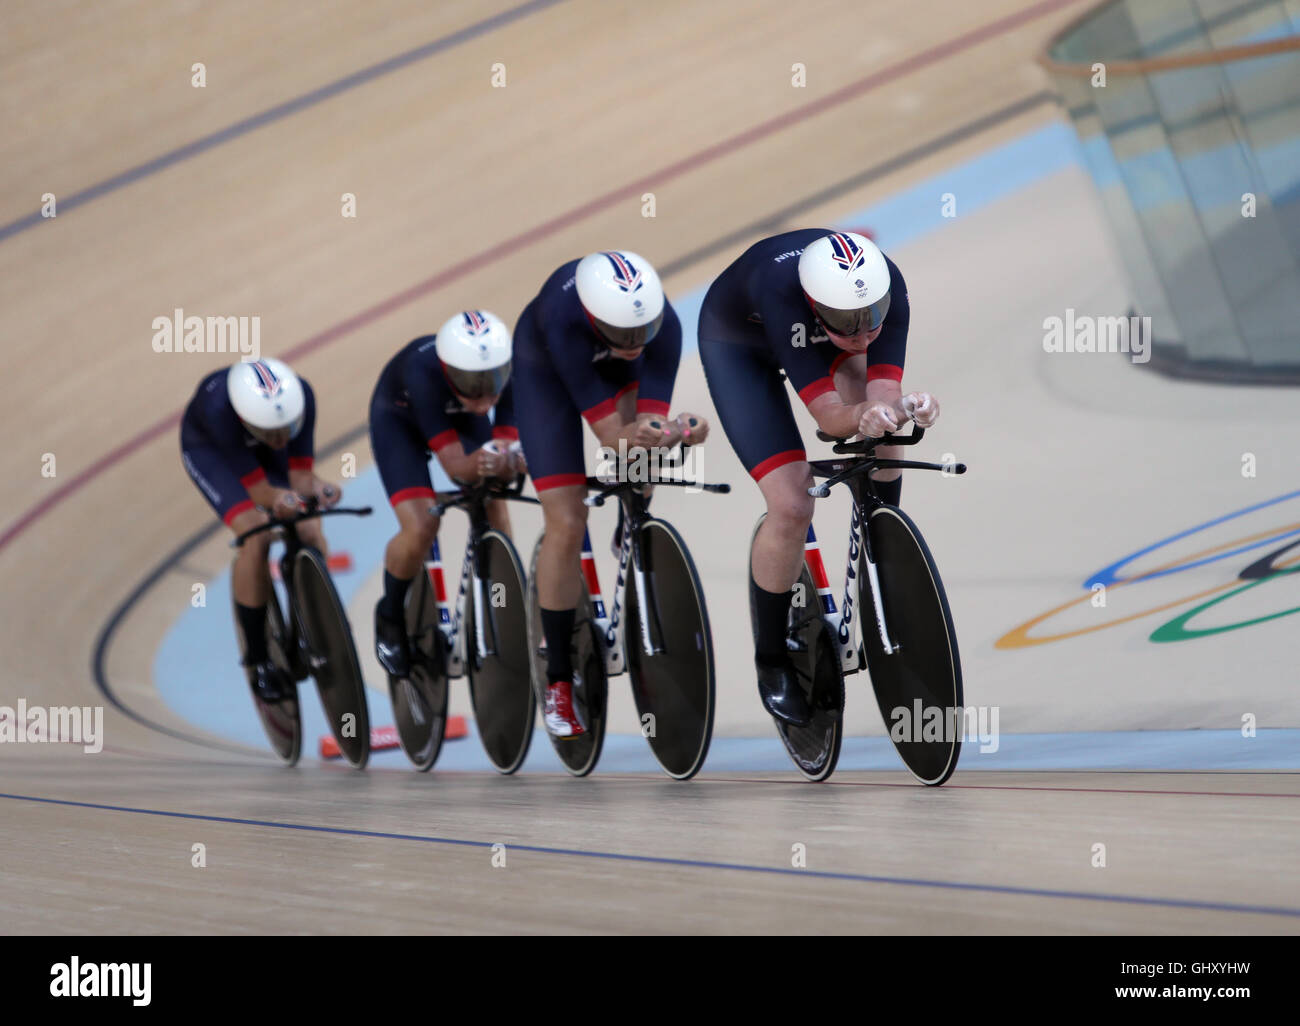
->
<box><xmin>858</xmin><ymin>400</ymin><xmax>901</xmax><ymax>438</ymax></box>
<box><xmin>271</xmin><ymin>489</ymin><xmax>309</xmax><ymax>516</ymax></box>
<box><xmin>507</xmin><ymin>441</ymin><xmax>528</xmax><ymax>476</ymax></box>
<box><xmin>314</xmin><ymin>479</ymin><xmax>343</xmax><ymax>509</ymax></box>
<box><xmin>475</xmin><ymin>442</ymin><xmax>509</xmax><ymax>480</ymax></box>
<box><xmin>633</xmin><ymin>415</ymin><xmax>670</xmax><ymax>450</ymax></box>
<box><xmin>675</xmin><ymin>412</ymin><xmax>709</xmax><ymax>445</ymax></box>
<box><xmin>902</xmin><ymin>391</ymin><xmax>940</xmax><ymax>428</ymax></box>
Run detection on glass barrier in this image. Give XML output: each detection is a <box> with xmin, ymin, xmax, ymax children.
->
<box><xmin>1042</xmin><ymin>0</ymin><xmax>1300</xmax><ymax>381</ymax></box>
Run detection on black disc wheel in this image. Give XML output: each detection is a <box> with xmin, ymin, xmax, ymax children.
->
<box><xmin>858</xmin><ymin>505</ymin><xmax>962</xmax><ymax>786</ymax></box>
<box><xmin>465</xmin><ymin>530</ymin><xmax>535</xmax><ymax>774</ymax></box>
<box><xmin>624</xmin><ymin>519</ymin><xmax>715</xmax><ymax>780</ymax></box>
<box><xmin>291</xmin><ymin>547</ymin><xmax>370</xmax><ymax>770</ymax></box>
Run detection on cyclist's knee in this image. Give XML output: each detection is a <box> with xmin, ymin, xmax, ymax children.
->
<box><xmin>766</xmin><ymin>489</ymin><xmax>815</xmax><ymax>530</ymax></box>
<box><xmin>541</xmin><ymin>493</ymin><xmax>587</xmax><ymax>548</ymax></box>
<box><xmin>229</xmin><ymin>508</ymin><xmax>271</xmax><ymax>555</ymax></box>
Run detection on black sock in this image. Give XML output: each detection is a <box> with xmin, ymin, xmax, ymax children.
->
<box><xmin>540</xmin><ymin>607</ymin><xmax>576</xmax><ymax>683</ymax></box>
<box><xmin>873</xmin><ymin>475</ymin><xmax>902</xmax><ymax>507</ymax></box>
<box><xmin>379</xmin><ymin>570</ymin><xmax>412</xmax><ymax>621</ymax></box>
<box><xmin>237</xmin><ymin>602</ymin><xmax>268</xmax><ymax>663</ymax></box>
<box><xmin>751</xmin><ymin>580</ymin><xmax>793</xmax><ymax>663</ymax></box>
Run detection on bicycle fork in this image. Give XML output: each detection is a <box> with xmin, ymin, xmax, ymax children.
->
<box><xmin>855</xmin><ymin>502</ymin><xmax>899</xmax><ymax>656</ymax></box>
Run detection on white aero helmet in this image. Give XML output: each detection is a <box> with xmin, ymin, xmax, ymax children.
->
<box><xmin>575</xmin><ymin>250</ymin><xmax>665</xmax><ymax>349</ymax></box>
<box><xmin>436</xmin><ymin>310</ymin><xmax>512</xmax><ymax>399</ymax></box>
<box><xmin>797</xmin><ymin>231</ymin><xmax>892</xmax><ymax>336</ymax></box>
<box><xmin>227</xmin><ymin>358</ymin><xmax>306</xmax><ymax>442</ymax></box>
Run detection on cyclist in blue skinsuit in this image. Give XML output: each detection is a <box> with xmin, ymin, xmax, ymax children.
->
<box><xmin>513</xmin><ymin>250</ymin><xmax>709</xmax><ymax>739</ymax></box>
<box><xmin>698</xmin><ymin>229</ymin><xmax>941</xmax><ymax>727</ymax></box>
<box><xmin>369</xmin><ymin>310</ymin><xmax>523</xmax><ymax>677</ymax></box>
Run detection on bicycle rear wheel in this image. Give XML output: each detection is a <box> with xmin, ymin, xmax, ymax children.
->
<box><xmin>624</xmin><ymin>518</ymin><xmax>715</xmax><ymax>780</ymax></box>
<box><xmin>232</xmin><ymin>588</ymin><xmax>301</xmax><ymax>765</ymax></box>
<box><xmin>748</xmin><ymin>516</ymin><xmax>844</xmax><ymax>781</ymax></box>
<box><xmin>396</xmin><ymin>566</ymin><xmax>450</xmax><ymax>771</ymax></box>
<box><xmin>526</xmin><ymin>534</ymin><xmax>607</xmax><ymax>777</ymax></box>
<box><xmin>858</xmin><ymin>504</ymin><xmax>962</xmax><ymax>786</ymax></box>
<box><xmin>465</xmin><ymin>529</ymin><xmax>535</xmax><ymax>774</ymax></box>
<box><xmin>292</xmin><ymin>547</ymin><xmax>370</xmax><ymax>770</ymax></box>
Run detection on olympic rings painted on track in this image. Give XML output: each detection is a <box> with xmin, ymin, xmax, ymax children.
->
<box><xmin>997</xmin><ymin>491</ymin><xmax>1300</xmax><ymax>648</ymax></box>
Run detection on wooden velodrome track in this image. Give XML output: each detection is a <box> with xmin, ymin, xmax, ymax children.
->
<box><xmin>3</xmin><ymin>0</ymin><xmax>1299</xmax><ymax>934</ymax></box>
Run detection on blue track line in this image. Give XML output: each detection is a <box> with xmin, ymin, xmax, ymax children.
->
<box><xmin>4</xmin><ymin>791</ymin><xmax>1299</xmax><ymax>919</ymax></box>
<box><xmin>0</xmin><ymin>0</ymin><xmax>567</xmax><ymax>243</ymax></box>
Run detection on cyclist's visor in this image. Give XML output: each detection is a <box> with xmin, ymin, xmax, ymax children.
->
<box><xmin>442</xmin><ymin>360</ymin><xmax>511</xmax><ymax>400</ymax></box>
<box><xmin>587</xmin><ymin>310</ymin><xmax>664</xmax><ymax>351</ymax></box>
<box><xmin>808</xmin><ymin>291</ymin><xmax>891</xmax><ymax>337</ymax></box>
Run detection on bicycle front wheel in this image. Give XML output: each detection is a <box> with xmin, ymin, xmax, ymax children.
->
<box><xmin>624</xmin><ymin>518</ymin><xmax>715</xmax><ymax>780</ymax></box>
<box><xmin>292</xmin><ymin>547</ymin><xmax>371</xmax><ymax>769</ymax></box>
<box><xmin>858</xmin><ymin>505</ymin><xmax>962</xmax><ymax>786</ymax></box>
<box><xmin>466</xmin><ymin>529</ymin><xmax>535</xmax><ymax>774</ymax></box>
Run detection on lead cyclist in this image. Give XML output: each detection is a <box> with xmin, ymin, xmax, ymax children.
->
<box><xmin>697</xmin><ymin>230</ymin><xmax>940</xmax><ymax>727</ymax></box>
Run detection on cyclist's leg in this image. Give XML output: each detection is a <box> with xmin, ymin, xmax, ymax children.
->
<box><xmin>514</xmin><ymin>330</ymin><xmax>591</xmax><ymax>731</ymax></box>
<box><xmin>370</xmin><ymin>400</ymin><xmax>440</xmax><ymax>669</ymax></box>
<box><xmin>182</xmin><ymin>436</ymin><xmax>275</xmax><ymax>661</ymax></box>
<box><xmin>699</xmin><ymin>332</ymin><xmax>815</xmax><ymax>724</ymax></box>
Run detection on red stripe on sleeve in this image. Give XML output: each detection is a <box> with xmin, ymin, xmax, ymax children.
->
<box><xmin>492</xmin><ymin>425</ymin><xmax>520</xmax><ymax>442</ymax></box>
<box><xmin>582</xmin><ymin>396</ymin><xmax>619</xmax><ymax>424</ymax></box>
<box><xmin>288</xmin><ymin>457</ymin><xmax>314</xmax><ymax>471</ymax></box>
<box><xmin>797</xmin><ymin>377</ymin><xmax>836</xmax><ymax>406</ymax></box>
<box><xmin>428</xmin><ymin>429</ymin><xmax>459</xmax><ymax>452</ymax></box>
<box><xmin>829</xmin><ymin>350</ymin><xmax>856</xmax><ymax>377</ymax></box>
<box><xmin>239</xmin><ymin>468</ymin><xmax>266</xmax><ymax>488</ymax></box>
<box><xmin>636</xmin><ymin>399</ymin><xmax>670</xmax><ymax>417</ymax></box>
<box><xmin>867</xmin><ymin>363</ymin><xmax>904</xmax><ymax>383</ymax></box>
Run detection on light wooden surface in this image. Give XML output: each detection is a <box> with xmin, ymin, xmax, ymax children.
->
<box><xmin>2</xmin><ymin>0</ymin><xmax>1297</xmax><ymax>934</ymax></box>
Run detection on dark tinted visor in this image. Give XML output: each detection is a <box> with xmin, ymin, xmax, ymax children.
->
<box><xmin>812</xmin><ymin>292</ymin><xmax>891</xmax><ymax>337</ymax></box>
<box><xmin>593</xmin><ymin>310</ymin><xmax>663</xmax><ymax>350</ymax></box>
<box><xmin>443</xmin><ymin>359</ymin><xmax>511</xmax><ymax>400</ymax></box>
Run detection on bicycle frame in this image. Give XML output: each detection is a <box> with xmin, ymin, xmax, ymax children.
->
<box><xmin>803</xmin><ymin>427</ymin><xmax>966</xmax><ymax>672</ymax></box>
<box><xmin>577</xmin><ymin>490</ymin><xmax>655</xmax><ymax>678</ymax></box>
<box><xmin>426</xmin><ymin>477</ymin><xmax>537</xmax><ymax>679</ymax></box>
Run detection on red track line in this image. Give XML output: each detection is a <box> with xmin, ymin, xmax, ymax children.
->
<box><xmin>0</xmin><ymin>0</ymin><xmax>1085</xmax><ymax>556</ymax></box>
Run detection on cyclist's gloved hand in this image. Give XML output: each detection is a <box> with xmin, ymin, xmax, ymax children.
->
<box><xmin>274</xmin><ymin>489</ymin><xmax>308</xmax><ymax>515</ymax></box>
<box><xmin>476</xmin><ymin>441</ymin><xmax>508</xmax><ymax>479</ymax></box>
<box><xmin>901</xmin><ymin>392</ymin><xmax>939</xmax><ymax>428</ymax></box>
<box><xmin>633</xmin><ymin>416</ymin><xmax>668</xmax><ymax>449</ymax></box>
<box><xmin>858</xmin><ymin>400</ymin><xmax>900</xmax><ymax>438</ymax></box>
<box><xmin>316</xmin><ymin>480</ymin><xmax>343</xmax><ymax>509</ymax></box>
<box><xmin>507</xmin><ymin>440</ymin><xmax>528</xmax><ymax>475</ymax></box>
<box><xmin>675</xmin><ymin>412</ymin><xmax>709</xmax><ymax>446</ymax></box>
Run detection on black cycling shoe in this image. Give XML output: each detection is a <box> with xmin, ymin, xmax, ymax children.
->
<box><xmin>248</xmin><ymin>660</ymin><xmax>293</xmax><ymax>704</ymax></box>
<box><xmin>374</xmin><ymin>602</ymin><xmax>411</xmax><ymax>678</ymax></box>
<box><xmin>756</xmin><ymin>653</ymin><xmax>813</xmax><ymax>727</ymax></box>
